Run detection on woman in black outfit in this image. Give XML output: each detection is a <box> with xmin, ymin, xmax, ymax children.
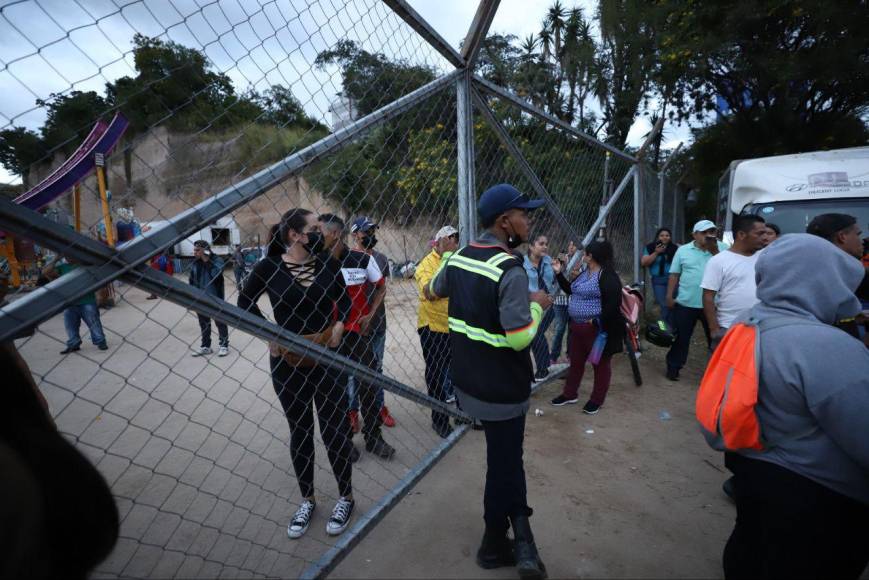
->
<box><xmin>238</xmin><ymin>209</ymin><xmax>356</xmax><ymax>540</ymax></box>
<box><xmin>549</xmin><ymin>240</ymin><xmax>625</xmax><ymax>414</ymax></box>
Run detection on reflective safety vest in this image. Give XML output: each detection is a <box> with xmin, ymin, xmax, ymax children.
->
<box><xmin>445</xmin><ymin>244</ymin><xmax>533</xmax><ymax>405</ymax></box>
<box><xmin>696</xmin><ymin>314</ymin><xmax>825</xmax><ymax>451</ymax></box>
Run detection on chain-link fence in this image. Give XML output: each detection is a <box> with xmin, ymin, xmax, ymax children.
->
<box><xmin>0</xmin><ymin>1</ymin><xmax>668</xmax><ymax>577</ymax></box>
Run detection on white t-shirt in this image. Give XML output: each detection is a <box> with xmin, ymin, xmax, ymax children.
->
<box><xmin>700</xmin><ymin>250</ymin><xmax>760</xmax><ymax>329</ymax></box>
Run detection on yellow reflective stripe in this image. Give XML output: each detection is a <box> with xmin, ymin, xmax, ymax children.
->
<box><xmin>448</xmin><ymin>318</ymin><xmax>511</xmax><ymax>348</ymax></box>
<box><xmin>487</xmin><ymin>253</ymin><xmax>515</xmax><ymax>267</ymax></box>
<box><xmin>447</xmin><ymin>255</ymin><xmax>502</xmax><ymax>282</ymax></box>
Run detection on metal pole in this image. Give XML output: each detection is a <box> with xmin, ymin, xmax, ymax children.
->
<box><xmin>633</xmin><ymin>167</ymin><xmax>642</xmax><ymax>285</ymax></box>
<box><xmin>73</xmin><ymin>183</ymin><xmax>81</xmax><ymax>232</ymax></box>
<box><xmin>581</xmin><ymin>166</ymin><xmax>635</xmax><ymax>248</ymax></box>
<box><xmin>382</xmin><ymin>0</ymin><xmax>464</xmax><ymax>68</ymax></box>
<box><xmin>95</xmin><ymin>153</ymin><xmax>114</xmax><ymax>247</ymax></box>
<box><xmin>456</xmin><ymin>70</ymin><xmax>475</xmax><ymax>245</ymax></box>
<box><xmin>657</xmin><ymin>171</ymin><xmax>665</xmax><ymax>229</ymax></box>
<box><xmin>461</xmin><ymin>0</ymin><xmax>501</xmax><ymax>68</ymax></box>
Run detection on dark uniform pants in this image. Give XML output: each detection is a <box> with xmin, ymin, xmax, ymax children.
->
<box><xmin>481</xmin><ymin>413</ymin><xmax>531</xmax><ymax>528</ymax></box>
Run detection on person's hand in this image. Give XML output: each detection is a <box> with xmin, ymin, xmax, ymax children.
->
<box><xmin>551</xmin><ymin>258</ymin><xmax>563</xmax><ymax>275</ymax></box>
<box><xmin>704</xmin><ymin>236</ymin><xmax>719</xmax><ymax>252</ymax></box>
<box><xmin>667</xmin><ymin>295</ymin><xmax>676</xmax><ymax>309</ymax></box>
<box><xmin>654</xmin><ymin>243</ymin><xmax>665</xmax><ymax>254</ymax></box>
<box><xmin>530</xmin><ymin>290</ymin><xmax>553</xmax><ymax>309</ymax></box>
<box><xmin>711</xmin><ymin>328</ymin><xmax>726</xmax><ymax>341</ymax></box>
<box><xmin>328</xmin><ymin>322</ymin><xmax>345</xmax><ymax>348</ymax></box>
<box><xmin>358</xmin><ymin>313</ymin><xmax>373</xmax><ymax>336</ymax></box>
<box><xmin>268</xmin><ymin>341</ymin><xmax>282</xmax><ymax>358</ymax></box>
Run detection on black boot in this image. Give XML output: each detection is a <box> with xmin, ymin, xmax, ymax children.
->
<box><xmin>510</xmin><ymin>514</ymin><xmax>547</xmax><ymax>580</ymax></box>
<box><xmin>476</xmin><ymin>524</ymin><xmax>515</xmax><ymax>569</ymax></box>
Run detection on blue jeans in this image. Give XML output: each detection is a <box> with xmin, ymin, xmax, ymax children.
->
<box><xmin>64</xmin><ymin>303</ymin><xmax>106</xmax><ymax>348</ymax></box>
<box><xmin>651</xmin><ymin>276</ymin><xmax>673</xmax><ymax>324</ymax></box>
<box><xmin>347</xmin><ymin>329</ymin><xmax>386</xmax><ymax>411</ymax></box>
<box><xmin>550</xmin><ymin>303</ymin><xmax>569</xmax><ymax>361</ymax></box>
<box><xmin>531</xmin><ymin>307</ymin><xmax>555</xmax><ymax>373</ymax></box>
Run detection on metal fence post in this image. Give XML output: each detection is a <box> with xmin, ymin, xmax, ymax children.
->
<box><xmin>457</xmin><ymin>70</ymin><xmax>476</xmax><ymax>244</ymax></box>
<box><xmin>633</xmin><ymin>165</ymin><xmax>642</xmax><ymax>286</ymax></box>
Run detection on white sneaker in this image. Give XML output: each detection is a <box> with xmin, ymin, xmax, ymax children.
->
<box><xmin>192</xmin><ymin>346</ymin><xmax>212</xmax><ymax>357</ymax></box>
<box><xmin>217</xmin><ymin>346</ymin><xmax>229</xmax><ymax>357</ymax></box>
<box><xmin>287</xmin><ymin>500</ymin><xmax>315</xmax><ymax>539</ymax></box>
<box><xmin>445</xmin><ymin>394</ymin><xmax>456</xmax><ymax>404</ymax></box>
<box><xmin>325</xmin><ymin>497</ymin><xmax>355</xmax><ymax>536</ymax></box>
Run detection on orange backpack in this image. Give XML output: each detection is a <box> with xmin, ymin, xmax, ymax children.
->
<box><xmin>695</xmin><ymin>315</ymin><xmax>823</xmax><ymax>451</ymax></box>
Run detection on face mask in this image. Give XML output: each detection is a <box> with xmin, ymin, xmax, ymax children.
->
<box><xmin>303</xmin><ymin>231</ymin><xmax>325</xmax><ymax>255</ymax></box>
<box><xmin>504</xmin><ymin>217</ymin><xmax>523</xmax><ymax>249</ymax></box>
<box><xmin>362</xmin><ymin>234</ymin><xmax>377</xmax><ymax>249</ymax></box>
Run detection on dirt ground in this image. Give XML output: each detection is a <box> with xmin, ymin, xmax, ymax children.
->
<box><xmin>332</xmin><ymin>343</ymin><xmax>737</xmax><ymax>579</ymax></box>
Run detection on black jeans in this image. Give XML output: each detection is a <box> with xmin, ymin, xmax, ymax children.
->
<box><xmin>337</xmin><ymin>331</ymin><xmax>384</xmax><ymax>439</ymax></box>
<box><xmin>724</xmin><ymin>453</ymin><xmax>869</xmax><ymax>580</ymax></box>
<box><xmin>197</xmin><ymin>314</ymin><xmax>228</xmax><ymax>349</ymax></box>
<box><xmin>418</xmin><ymin>326</ymin><xmax>451</xmax><ymax>429</ymax></box>
<box><xmin>665</xmin><ymin>303</ymin><xmax>710</xmax><ymax>372</ymax></box>
<box><xmin>482</xmin><ymin>413</ymin><xmax>531</xmax><ymax>528</ymax></box>
<box><xmin>269</xmin><ymin>357</ymin><xmax>353</xmax><ymax>498</ymax></box>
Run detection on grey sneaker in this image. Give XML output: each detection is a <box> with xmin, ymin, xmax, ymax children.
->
<box><xmin>217</xmin><ymin>346</ymin><xmax>229</xmax><ymax>357</ymax></box>
<box><xmin>325</xmin><ymin>497</ymin><xmax>355</xmax><ymax>536</ymax></box>
<box><xmin>192</xmin><ymin>346</ymin><xmax>212</xmax><ymax>357</ymax></box>
<box><xmin>287</xmin><ymin>500</ymin><xmax>315</xmax><ymax>539</ymax></box>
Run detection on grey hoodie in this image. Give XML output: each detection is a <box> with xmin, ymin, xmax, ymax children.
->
<box><xmin>737</xmin><ymin>234</ymin><xmax>869</xmax><ymax>504</ymax></box>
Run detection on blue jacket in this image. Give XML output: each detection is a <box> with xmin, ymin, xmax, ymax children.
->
<box><xmin>523</xmin><ymin>255</ymin><xmax>556</xmax><ymax>294</ymax></box>
<box><xmin>189</xmin><ymin>255</ymin><xmax>225</xmax><ymax>299</ymax></box>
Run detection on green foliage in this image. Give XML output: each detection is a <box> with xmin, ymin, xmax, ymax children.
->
<box><xmin>660</xmin><ymin>0</ymin><xmax>869</xmax><ymax>217</ymax></box>
<box><xmin>105</xmin><ymin>34</ymin><xmax>262</xmax><ymax>135</ymax></box>
<box><xmin>0</xmin><ymin>127</ymin><xmax>46</xmax><ymax>183</ymax></box>
<box><xmin>314</xmin><ymin>40</ymin><xmax>437</xmax><ymax>116</ymax></box>
<box><xmin>231</xmin><ymin>124</ymin><xmax>328</xmax><ymax>171</ymax></box>
<box><xmin>257</xmin><ymin>85</ymin><xmax>325</xmax><ymax>131</ymax></box>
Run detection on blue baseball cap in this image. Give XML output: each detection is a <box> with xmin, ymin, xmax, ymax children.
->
<box><xmin>350</xmin><ymin>217</ymin><xmax>377</xmax><ymax>233</ymax></box>
<box><xmin>478</xmin><ymin>184</ymin><xmax>545</xmax><ymax>224</ymax></box>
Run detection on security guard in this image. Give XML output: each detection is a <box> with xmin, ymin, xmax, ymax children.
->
<box><xmin>427</xmin><ymin>183</ymin><xmax>552</xmax><ymax>579</ymax></box>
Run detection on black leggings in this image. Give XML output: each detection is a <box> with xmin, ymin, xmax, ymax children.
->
<box><xmin>269</xmin><ymin>357</ymin><xmax>353</xmax><ymax>498</ymax></box>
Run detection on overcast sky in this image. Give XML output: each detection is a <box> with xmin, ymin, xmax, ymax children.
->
<box><xmin>0</xmin><ymin>0</ymin><xmax>689</xmax><ymax>185</ymax></box>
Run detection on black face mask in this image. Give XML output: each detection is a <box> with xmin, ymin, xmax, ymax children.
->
<box><xmin>362</xmin><ymin>234</ymin><xmax>378</xmax><ymax>249</ymax></box>
<box><xmin>303</xmin><ymin>231</ymin><xmax>325</xmax><ymax>255</ymax></box>
<box><xmin>504</xmin><ymin>217</ymin><xmax>523</xmax><ymax>249</ymax></box>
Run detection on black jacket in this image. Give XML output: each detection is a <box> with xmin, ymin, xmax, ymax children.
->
<box><xmin>556</xmin><ymin>267</ymin><xmax>625</xmax><ymax>356</ymax></box>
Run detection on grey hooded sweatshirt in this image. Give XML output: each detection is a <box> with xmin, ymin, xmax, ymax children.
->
<box><xmin>735</xmin><ymin>234</ymin><xmax>869</xmax><ymax>505</ymax></box>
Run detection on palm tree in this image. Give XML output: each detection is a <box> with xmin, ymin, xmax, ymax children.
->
<box><xmin>546</xmin><ymin>1</ymin><xmax>567</xmax><ymax>62</ymax></box>
<box><xmin>538</xmin><ymin>26</ymin><xmax>552</xmax><ymax>64</ymax></box>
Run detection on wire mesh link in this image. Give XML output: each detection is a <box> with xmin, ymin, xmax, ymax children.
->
<box><xmin>0</xmin><ymin>1</ymin><xmax>658</xmax><ymax>578</ymax></box>
<box><xmin>473</xmin><ymin>90</ymin><xmax>637</xmax><ymax>282</ymax></box>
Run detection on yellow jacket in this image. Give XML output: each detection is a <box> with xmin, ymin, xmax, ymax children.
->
<box><xmin>415</xmin><ymin>249</ymin><xmax>449</xmax><ymax>332</ymax></box>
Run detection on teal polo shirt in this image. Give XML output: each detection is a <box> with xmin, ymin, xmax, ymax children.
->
<box><xmin>669</xmin><ymin>241</ymin><xmax>730</xmax><ymax>309</ymax></box>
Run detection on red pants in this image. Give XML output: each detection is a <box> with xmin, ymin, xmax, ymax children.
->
<box><xmin>561</xmin><ymin>321</ymin><xmax>613</xmax><ymax>405</ymax></box>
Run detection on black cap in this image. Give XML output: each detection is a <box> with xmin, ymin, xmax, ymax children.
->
<box><xmin>477</xmin><ymin>184</ymin><xmax>545</xmax><ymax>224</ymax></box>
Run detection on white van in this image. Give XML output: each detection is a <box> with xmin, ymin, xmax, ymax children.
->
<box><xmin>141</xmin><ymin>216</ymin><xmax>241</xmax><ymax>258</ymax></box>
<box><xmin>717</xmin><ymin>147</ymin><xmax>869</xmax><ymax>243</ymax></box>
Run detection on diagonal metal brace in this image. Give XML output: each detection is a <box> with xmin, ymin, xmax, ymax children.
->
<box><xmin>382</xmin><ymin>0</ymin><xmax>465</xmax><ymax>68</ymax></box>
<box><xmin>471</xmin><ymin>87</ymin><xmax>583</xmax><ymax>246</ymax></box>
<box><xmin>473</xmin><ymin>75</ymin><xmax>637</xmax><ymax>164</ymax></box>
<box><xmin>0</xmin><ymin>199</ymin><xmax>469</xmax><ymax>420</ymax></box>
<box><xmin>0</xmin><ymin>70</ymin><xmax>461</xmax><ymax>342</ymax></box>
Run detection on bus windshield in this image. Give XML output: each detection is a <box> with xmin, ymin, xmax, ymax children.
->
<box><xmin>741</xmin><ymin>198</ymin><xmax>869</xmax><ymax>236</ymax></box>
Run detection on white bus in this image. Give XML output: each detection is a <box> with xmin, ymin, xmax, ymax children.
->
<box><xmin>717</xmin><ymin>147</ymin><xmax>869</xmax><ymax>243</ymax></box>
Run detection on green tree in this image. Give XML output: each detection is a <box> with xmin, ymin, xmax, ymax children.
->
<box><xmin>314</xmin><ymin>40</ymin><xmax>436</xmax><ymax>117</ymax></box>
<box><xmin>592</xmin><ymin>0</ymin><xmax>658</xmax><ymax>148</ymax></box>
<box><xmin>0</xmin><ymin>127</ymin><xmax>47</xmax><ymax>184</ymax></box>
<box><xmin>258</xmin><ymin>85</ymin><xmax>325</xmax><ymax>131</ymax></box>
